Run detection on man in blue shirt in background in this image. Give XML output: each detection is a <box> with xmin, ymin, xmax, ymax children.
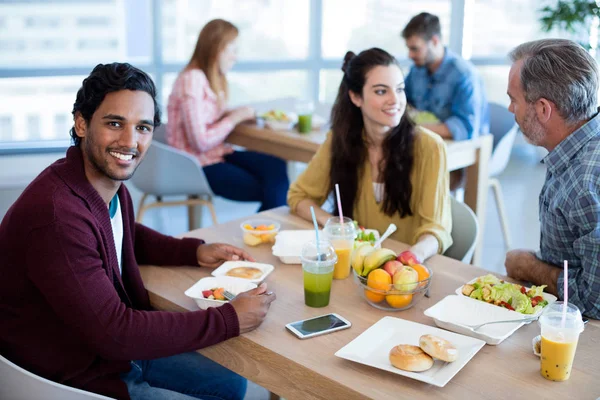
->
<box><xmin>504</xmin><ymin>39</ymin><xmax>600</xmax><ymax>319</ymax></box>
<box><xmin>402</xmin><ymin>12</ymin><xmax>489</xmax><ymax>142</ymax></box>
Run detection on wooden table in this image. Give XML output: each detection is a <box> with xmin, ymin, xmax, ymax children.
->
<box><xmin>227</xmin><ymin>124</ymin><xmax>493</xmax><ymax>266</ymax></box>
<box><xmin>140</xmin><ymin>207</ymin><xmax>600</xmax><ymax>400</ymax></box>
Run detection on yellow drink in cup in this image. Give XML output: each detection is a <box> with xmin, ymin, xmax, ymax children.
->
<box><xmin>324</xmin><ymin>217</ymin><xmax>356</xmax><ymax>280</ymax></box>
<box><xmin>331</xmin><ymin>243</ymin><xmax>352</xmax><ymax>280</ymax></box>
<box><xmin>538</xmin><ymin>302</ymin><xmax>585</xmax><ymax>381</ymax></box>
<box><xmin>540</xmin><ymin>336</ymin><xmax>578</xmax><ymax>381</ymax></box>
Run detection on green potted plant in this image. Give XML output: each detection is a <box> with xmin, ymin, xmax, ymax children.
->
<box><xmin>539</xmin><ymin>0</ymin><xmax>600</xmax><ymax>51</ymax></box>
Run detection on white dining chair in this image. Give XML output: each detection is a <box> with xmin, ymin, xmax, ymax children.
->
<box><xmin>488</xmin><ymin>102</ymin><xmax>519</xmax><ymax>251</ymax></box>
<box><xmin>131</xmin><ymin>125</ymin><xmax>218</xmax><ymax>229</ymax></box>
<box><xmin>444</xmin><ymin>196</ymin><xmax>479</xmax><ymax>264</ymax></box>
<box><xmin>0</xmin><ymin>354</ymin><xmax>114</xmax><ymax>400</ymax></box>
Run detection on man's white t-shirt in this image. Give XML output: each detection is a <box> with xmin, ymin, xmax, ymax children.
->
<box><xmin>109</xmin><ymin>194</ymin><xmax>123</xmax><ymax>275</ymax></box>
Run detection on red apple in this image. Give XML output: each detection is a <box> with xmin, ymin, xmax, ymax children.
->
<box><xmin>397</xmin><ymin>250</ymin><xmax>420</xmax><ymax>266</ymax></box>
<box><xmin>393</xmin><ymin>266</ymin><xmax>419</xmax><ymax>291</ymax></box>
<box><xmin>383</xmin><ymin>260</ymin><xmax>403</xmax><ymax>277</ymax></box>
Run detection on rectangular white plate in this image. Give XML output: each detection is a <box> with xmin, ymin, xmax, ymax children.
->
<box><xmin>211</xmin><ymin>261</ymin><xmax>274</xmax><ymax>284</ymax></box>
<box><xmin>454</xmin><ymin>277</ymin><xmax>557</xmax><ymax>318</ymax></box>
<box><xmin>272</xmin><ymin>230</ymin><xmax>319</xmax><ymax>264</ymax></box>
<box><xmin>424</xmin><ymin>295</ymin><xmax>533</xmax><ymax>345</ymax></box>
<box><xmin>272</xmin><ymin>229</ymin><xmax>380</xmax><ymax>264</ymax></box>
<box><xmin>334</xmin><ymin>316</ymin><xmax>485</xmax><ymax>387</ymax></box>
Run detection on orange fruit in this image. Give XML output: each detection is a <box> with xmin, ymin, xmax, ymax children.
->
<box><xmin>385</xmin><ymin>294</ymin><xmax>413</xmax><ymax>308</ymax></box>
<box><xmin>412</xmin><ymin>264</ymin><xmax>430</xmax><ymax>282</ymax></box>
<box><xmin>366</xmin><ymin>269</ymin><xmax>391</xmax><ymax>303</ymax></box>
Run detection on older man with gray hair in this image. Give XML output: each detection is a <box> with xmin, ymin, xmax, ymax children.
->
<box><xmin>504</xmin><ymin>39</ymin><xmax>600</xmax><ymax>319</ymax></box>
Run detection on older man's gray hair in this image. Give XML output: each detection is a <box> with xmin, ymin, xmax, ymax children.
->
<box><xmin>509</xmin><ymin>39</ymin><xmax>599</xmax><ymax>123</ymax></box>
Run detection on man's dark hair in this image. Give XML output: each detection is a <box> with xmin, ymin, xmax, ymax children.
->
<box><xmin>402</xmin><ymin>12</ymin><xmax>441</xmax><ymax>41</ymax></box>
<box><xmin>70</xmin><ymin>62</ymin><xmax>161</xmax><ymax>146</ymax></box>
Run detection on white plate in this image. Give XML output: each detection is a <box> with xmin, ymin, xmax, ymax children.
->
<box><xmin>424</xmin><ymin>295</ymin><xmax>533</xmax><ymax>345</ymax></box>
<box><xmin>272</xmin><ymin>230</ymin><xmax>321</xmax><ymax>264</ymax></box>
<box><xmin>335</xmin><ymin>316</ymin><xmax>485</xmax><ymax>387</ymax></box>
<box><xmin>211</xmin><ymin>261</ymin><xmax>274</xmax><ymax>283</ymax></box>
<box><xmin>454</xmin><ymin>277</ymin><xmax>557</xmax><ymax>318</ymax></box>
<box><xmin>185</xmin><ymin>276</ymin><xmax>257</xmax><ymax>309</ymax></box>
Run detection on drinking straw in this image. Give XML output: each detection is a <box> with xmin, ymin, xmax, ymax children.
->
<box><xmin>335</xmin><ymin>183</ymin><xmax>344</xmax><ymax>225</ymax></box>
<box><xmin>310</xmin><ymin>206</ymin><xmax>320</xmax><ymax>258</ymax></box>
<box><xmin>562</xmin><ymin>260</ymin><xmax>568</xmax><ymax>327</ymax></box>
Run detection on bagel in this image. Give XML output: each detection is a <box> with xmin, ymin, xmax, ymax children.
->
<box><xmin>419</xmin><ymin>334</ymin><xmax>458</xmax><ymax>362</ymax></box>
<box><xmin>389</xmin><ymin>344</ymin><xmax>434</xmax><ymax>372</ymax></box>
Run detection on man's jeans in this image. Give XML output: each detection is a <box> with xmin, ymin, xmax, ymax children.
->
<box><xmin>121</xmin><ymin>352</ymin><xmax>247</xmax><ymax>400</ymax></box>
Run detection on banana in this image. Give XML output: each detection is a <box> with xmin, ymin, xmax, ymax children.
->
<box><xmin>351</xmin><ymin>243</ymin><xmax>375</xmax><ymax>276</ymax></box>
<box><xmin>362</xmin><ymin>248</ymin><xmax>397</xmax><ymax>277</ymax></box>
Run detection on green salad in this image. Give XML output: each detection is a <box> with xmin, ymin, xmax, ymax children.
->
<box><xmin>352</xmin><ymin>221</ymin><xmax>377</xmax><ymax>245</ymax></box>
<box><xmin>461</xmin><ymin>274</ymin><xmax>549</xmax><ymax>314</ymax></box>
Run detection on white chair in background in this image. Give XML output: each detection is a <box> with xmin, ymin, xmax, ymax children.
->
<box><xmin>488</xmin><ymin>102</ymin><xmax>519</xmax><ymax>251</ymax></box>
<box><xmin>131</xmin><ymin>125</ymin><xmax>218</xmax><ymax>229</ymax></box>
<box><xmin>445</xmin><ymin>196</ymin><xmax>479</xmax><ymax>264</ymax></box>
<box><xmin>0</xmin><ymin>354</ymin><xmax>114</xmax><ymax>400</ymax></box>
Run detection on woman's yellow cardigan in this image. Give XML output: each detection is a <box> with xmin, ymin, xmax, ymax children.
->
<box><xmin>287</xmin><ymin>127</ymin><xmax>453</xmax><ymax>253</ymax></box>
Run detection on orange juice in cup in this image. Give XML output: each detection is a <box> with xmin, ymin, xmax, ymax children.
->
<box><xmin>324</xmin><ymin>217</ymin><xmax>356</xmax><ymax>280</ymax></box>
<box><xmin>539</xmin><ymin>302</ymin><xmax>585</xmax><ymax>381</ymax></box>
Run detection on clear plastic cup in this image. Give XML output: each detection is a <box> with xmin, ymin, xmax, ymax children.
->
<box><xmin>300</xmin><ymin>240</ymin><xmax>337</xmax><ymax>307</ymax></box>
<box><xmin>324</xmin><ymin>217</ymin><xmax>356</xmax><ymax>280</ymax></box>
<box><xmin>296</xmin><ymin>100</ymin><xmax>314</xmax><ymax>134</ymax></box>
<box><xmin>538</xmin><ymin>301</ymin><xmax>585</xmax><ymax>381</ymax></box>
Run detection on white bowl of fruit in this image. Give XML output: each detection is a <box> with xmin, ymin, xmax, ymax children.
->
<box><xmin>352</xmin><ymin>247</ymin><xmax>432</xmax><ymax>311</ymax></box>
<box><xmin>184</xmin><ymin>276</ymin><xmax>257</xmax><ymax>309</ymax></box>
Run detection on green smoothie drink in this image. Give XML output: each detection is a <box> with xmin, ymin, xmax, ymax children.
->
<box><xmin>301</xmin><ymin>240</ymin><xmax>337</xmax><ymax>308</ymax></box>
<box><xmin>296</xmin><ymin>100</ymin><xmax>314</xmax><ymax>134</ymax></box>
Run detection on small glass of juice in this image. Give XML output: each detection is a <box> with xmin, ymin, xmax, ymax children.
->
<box><xmin>301</xmin><ymin>240</ymin><xmax>337</xmax><ymax>308</ymax></box>
<box><xmin>296</xmin><ymin>100</ymin><xmax>314</xmax><ymax>134</ymax></box>
<box><xmin>539</xmin><ymin>301</ymin><xmax>585</xmax><ymax>381</ymax></box>
<box><xmin>324</xmin><ymin>217</ymin><xmax>356</xmax><ymax>280</ymax></box>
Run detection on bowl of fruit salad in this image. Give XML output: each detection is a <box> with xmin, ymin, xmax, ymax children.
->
<box><xmin>240</xmin><ymin>219</ymin><xmax>281</xmax><ymax>246</ymax></box>
<box><xmin>184</xmin><ymin>276</ymin><xmax>257</xmax><ymax>309</ymax></box>
<box><xmin>260</xmin><ymin>109</ymin><xmax>297</xmax><ymax>130</ymax></box>
<box><xmin>352</xmin><ymin>221</ymin><xmax>380</xmax><ymax>248</ymax></box>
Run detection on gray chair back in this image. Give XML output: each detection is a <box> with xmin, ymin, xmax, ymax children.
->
<box><xmin>131</xmin><ymin>140</ymin><xmax>214</xmax><ymax>197</ymax></box>
<box><xmin>488</xmin><ymin>102</ymin><xmax>519</xmax><ymax>177</ymax></box>
<box><xmin>0</xmin><ymin>354</ymin><xmax>114</xmax><ymax>399</ymax></box>
<box><xmin>153</xmin><ymin>124</ymin><xmax>168</xmax><ymax>144</ymax></box>
<box><xmin>444</xmin><ymin>197</ymin><xmax>479</xmax><ymax>264</ymax></box>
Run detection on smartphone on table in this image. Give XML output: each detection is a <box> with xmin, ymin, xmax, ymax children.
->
<box><xmin>285</xmin><ymin>313</ymin><xmax>351</xmax><ymax>339</ymax></box>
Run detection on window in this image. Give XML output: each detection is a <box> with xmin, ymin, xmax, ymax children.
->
<box><xmin>162</xmin><ymin>70</ymin><xmax>311</xmax><ymax>112</ymax></box>
<box><xmin>0</xmin><ymin>76</ymin><xmax>83</xmax><ymax>144</ymax></box>
<box><xmin>161</xmin><ymin>0</ymin><xmax>310</xmax><ymax>62</ymax></box>
<box><xmin>321</xmin><ymin>0</ymin><xmax>451</xmax><ymax>60</ymax></box>
<box><xmin>470</xmin><ymin>0</ymin><xmax>581</xmax><ymax>58</ymax></box>
<box><xmin>0</xmin><ymin>0</ymin><xmax>151</xmax><ymax>68</ymax></box>
<box><xmin>477</xmin><ymin>66</ymin><xmax>510</xmax><ymax>107</ymax></box>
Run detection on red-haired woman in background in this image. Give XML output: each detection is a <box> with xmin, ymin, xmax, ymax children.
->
<box><xmin>168</xmin><ymin>19</ymin><xmax>289</xmax><ymax>211</ymax></box>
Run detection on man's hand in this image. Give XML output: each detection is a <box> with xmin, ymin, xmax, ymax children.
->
<box><xmin>196</xmin><ymin>243</ymin><xmax>255</xmax><ymax>268</ymax></box>
<box><xmin>505</xmin><ymin>249</ymin><xmax>537</xmax><ymax>281</ymax></box>
<box><xmin>230</xmin><ymin>283</ymin><xmax>276</xmax><ymax>334</ymax></box>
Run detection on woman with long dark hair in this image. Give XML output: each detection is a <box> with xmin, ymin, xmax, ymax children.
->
<box><xmin>167</xmin><ymin>19</ymin><xmax>289</xmax><ymax>211</ymax></box>
<box><xmin>288</xmin><ymin>48</ymin><xmax>452</xmax><ymax>261</ymax></box>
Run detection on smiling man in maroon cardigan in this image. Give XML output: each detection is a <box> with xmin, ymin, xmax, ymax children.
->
<box><xmin>0</xmin><ymin>63</ymin><xmax>276</xmax><ymax>400</ymax></box>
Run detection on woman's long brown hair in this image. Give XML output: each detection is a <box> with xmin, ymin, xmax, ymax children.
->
<box><xmin>187</xmin><ymin>19</ymin><xmax>238</xmax><ymax>105</ymax></box>
<box><xmin>330</xmin><ymin>48</ymin><xmax>415</xmax><ymax>219</ymax></box>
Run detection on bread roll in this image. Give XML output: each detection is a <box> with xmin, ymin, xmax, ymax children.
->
<box><xmin>225</xmin><ymin>267</ymin><xmax>263</xmax><ymax>279</ymax></box>
<box><xmin>419</xmin><ymin>334</ymin><xmax>458</xmax><ymax>362</ymax></box>
<box><xmin>389</xmin><ymin>345</ymin><xmax>434</xmax><ymax>372</ymax></box>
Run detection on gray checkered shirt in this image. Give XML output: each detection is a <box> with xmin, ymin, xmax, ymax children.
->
<box><xmin>538</xmin><ymin>111</ymin><xmax>600</xmax><ymax>318</ymax></box>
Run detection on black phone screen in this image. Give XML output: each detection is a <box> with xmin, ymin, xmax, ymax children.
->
<box><xmin>289</xmin><ymin>314</ymin><xmax>349</xmax><ymax>336</ymax></box>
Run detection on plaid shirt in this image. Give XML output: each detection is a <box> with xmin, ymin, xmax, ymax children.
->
<box><xmin>538</xmin><ymin>111</ymin><xmax>600</xmax><ymax>318</ymax></box>
<box><xmin>166</xmin><ymin>69</ymin><xmax>235</xmax><ymax>167</ymax></box>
